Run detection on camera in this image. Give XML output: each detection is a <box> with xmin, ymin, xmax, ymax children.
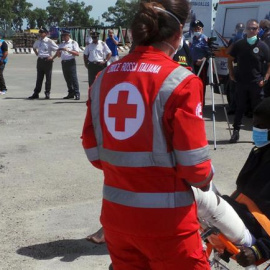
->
<box><xmin>209</xmin><ymin>36</ymin><xmax>217</xmax><ymax>42</ymax></box>
<box><xmin>207</xmin><ymin>36</ymin><xmax>218</xmax><ymax>50</ymax></box>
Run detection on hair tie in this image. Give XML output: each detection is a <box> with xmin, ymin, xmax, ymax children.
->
<box><xmin>153</xmin><ymin>6</ymin><xmax>181</xmax><ymax>25</ymax></box>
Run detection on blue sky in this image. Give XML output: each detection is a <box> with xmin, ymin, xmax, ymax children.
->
<box><xmin>27</xmin><ymin>0</ymin><xmax>117</xmax><ymax>21</ymax></box>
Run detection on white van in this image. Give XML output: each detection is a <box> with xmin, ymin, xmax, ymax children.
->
<box><xmin>188</xmin><ymin>0</ymin><xmax>220</xmax><ymax>37</ymax></box>
<box><xmin>214</xmin><ymin>0</ymin><xmax>270</xmax><ymax>77</ymax></box>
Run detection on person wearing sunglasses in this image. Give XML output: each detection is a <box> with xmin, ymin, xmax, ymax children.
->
<box><xmin>228</xmin><ymin>19</ymin><xmax>270</xmax><ymax>143</ymax></box>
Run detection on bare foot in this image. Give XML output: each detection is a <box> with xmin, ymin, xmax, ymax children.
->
<box><xmin>86</xmin><ymin>227</ymin><xmax>105</xmax><ymax>244</ymax></box>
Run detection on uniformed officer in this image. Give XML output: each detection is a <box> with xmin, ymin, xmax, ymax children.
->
<box><xmin>173</xmin><ymin>36</ymin><xmax>194</xmax><ymax>71</ymax></box>
<box><xmin>83</xmin><ymin>31</ymin><xmax>112</xmax><ymax>87</ymax></box>
<box><xmin>190</xmin><ymin>20</ymin><xmax>210</xmax><ymax>105</ymax></box>
<box><xmin>228</xmin><ymin>19</ymin><xmax>270</xmax><ymax>143</ymax></box>
<box><xmin>29</xmin><ymin>27</ymin><xmax>58</xmax><ymax>99</ymax></box>
<box><xmin>54</xmin><ymin>29</ymin><xmax>80</xmax><ymax>100</ymax></box>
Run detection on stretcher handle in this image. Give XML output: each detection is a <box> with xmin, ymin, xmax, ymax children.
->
<box><xmin>217</xmin><ymin>233</ymin><xmax>240</xmax><ymax>255</ymax></box>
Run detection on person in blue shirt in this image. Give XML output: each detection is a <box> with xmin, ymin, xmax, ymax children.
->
<box><xmin>190</xmin><ymin>20</ymin><xmax>210</xmax><ymax>105</ymax></box>
<box><xmin>0</xmin><ymin>34</ymin><xmax>8</xmax><ymax>95</ymax></box>
<box><xmin>106</xmin><ymin>29</ymin><xmax>119</xmax><ymax>65</ymax></box>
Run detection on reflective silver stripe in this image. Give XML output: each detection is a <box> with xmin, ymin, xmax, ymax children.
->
<box><xmin>152</xmin><ymin>67</ymin><xmax>193</xmax><ymax>154</ymax></box>
<box><xmin>99</xmin><ymin>146</ymin><xmax>175</xmax><ymax>167</ymax></box>
<box><xmin>174</xmin><ymin>145</ymin><xmax>210</xmax><ymax>166</ymax></box>
<box><xmin>186</xmin><ymin>163</ymin><xmax>214</xmax><ymax>187</ymax></box>
<box><xmin>90</xmin><ymin>69</ymin><xmax>106</xmax><ymax>146</ymax></box>
<box><xmin>85</xmin><ymin>147</ymin><xmax>99</xmax><ymax>161</ymax></box>
<box><xmin>103</xmin><ymin>184</ymin><xmax>194</xmax><ymax>208</ymax></box>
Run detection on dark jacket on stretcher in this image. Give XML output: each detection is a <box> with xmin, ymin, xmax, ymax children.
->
<box><xmin>223</xmin><ymin>144</ymin><xmax>270</xmax><ymax>260</ymax></box>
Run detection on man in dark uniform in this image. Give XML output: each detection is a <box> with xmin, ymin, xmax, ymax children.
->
<box><xmin>173</xmin><ymin>37</ymin><xmax>194</xmax><ymax>71</ymax></box>
<box><xmin>228</xmin><ymin>19</ymin><xmax>270</xmax><ymax>143</ymax></box>
<box><xmin>29</xmin><ymin>27</ymin><xmax>58</xmax><ymax>99</ymax></box>
<box><xmin>226</xmin><ymin>23</ymin><xmax>245</xmax><ymax>114</ymax></box>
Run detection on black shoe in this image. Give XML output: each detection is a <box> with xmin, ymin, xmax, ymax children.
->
<box><xmin>45</xmin><ymin>93</ymin><xmax>50</xmax><ymax>99</ymax></box>
<box><xmin>229</xmin><ymin>130</ymin><xmax>239</xmax><ymax>143</ymax></box>
<box><xmin>108</xmin><ymin>263</ymin><xmax>113</xmax><ymax>270</ymax></box>
<box><xmin>74</xmin><ymin>94</ymin><xmax>80</xmax><ymax>100</ymax></box>
<box><xmin>28</xmin><ymin>93</ymin><xmax>39</xmax><ymax>99</ymax></box>
<box><xmin>63</xmin><ymin>94</ymin><xmax>74</xmax><ymax>99</ymax></box>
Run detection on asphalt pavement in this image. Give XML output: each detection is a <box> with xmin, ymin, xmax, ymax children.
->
<box><xmin>0</xmin><ymin>52</ymin><xmax>267</xmax><ymax>269</ymax></box>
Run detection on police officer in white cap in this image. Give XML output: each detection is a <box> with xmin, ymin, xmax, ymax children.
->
<box><xmin>54</xmin><ymin>29</ymin><xmax>80</xmax><ymax>100</ymax></box>
<box><xmin>29</xmin><ymin>27</ymin><xmax>58</xmax><ymax>99</ymax></box>
<box><xmin>83</xmin><ymin>31</ymin><xmax>111</xmax><ymax>87</ymax></box>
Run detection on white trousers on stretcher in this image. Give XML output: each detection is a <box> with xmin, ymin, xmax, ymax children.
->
<box><xmin>192</xmin><ymin>186</ymin><xmax>255</xmax><ymax>246</ymax></box>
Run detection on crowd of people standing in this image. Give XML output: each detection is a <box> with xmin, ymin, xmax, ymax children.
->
<box><xmin>26</xmin><ymin>27</ymin><xmax>119</xmax><ymax>101</ymax></box>
<box><xmin>2</xmin><ymin>18</ymin><xmax>270</xmax><ymax>144</ymax></box>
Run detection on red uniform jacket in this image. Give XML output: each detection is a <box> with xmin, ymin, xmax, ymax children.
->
<box><xmin>82</xmin><ymin>46</ymin><xmax>213</xmax><ymax>237</ymax></box>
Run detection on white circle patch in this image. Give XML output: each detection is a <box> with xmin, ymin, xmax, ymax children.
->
<box><xmin>104</xmin><ymin>82</ymin><xmax>145</xmax><ymax>140</ymax></box>
<box><xmin>253</xmin><ymin>47</ymin><xmax>259</xmax><ymax>54</ymax></box>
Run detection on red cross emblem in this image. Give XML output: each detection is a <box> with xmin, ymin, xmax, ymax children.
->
<box><xmin>108</xmin><ymin>91</ymin><xmax>137</xmax><ymax>131</ymax></box>
<box><xmin>104</xmin><ymin>82</ymin><xmax>145</xmax><ymax>140</ymax></box>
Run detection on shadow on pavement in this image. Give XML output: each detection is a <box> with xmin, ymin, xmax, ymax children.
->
<box><xmin>4</xmin><ymin>97</ymin><xmax>68</xmax><ymax>101</ymax></box>
<box><xmin>208</xmin><ymin>139</ymin><xmax>254</xmax><ymax>146</ymax></box>
<box><xmin>17</xmin><ymin>238</ymin><xmax>109</xmax><ymax>262</ymax></box>
<box><xmin>53</xmin><ymin>101</ymin><xmax>86</xmax><ymax>104</ymax></box>
<box><xmin>2</xmin><ymin>97</ymin><xmax>87</xmax><ymax>104</ymax></box>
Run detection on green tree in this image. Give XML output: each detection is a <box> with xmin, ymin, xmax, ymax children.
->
<box><xmin>11</xmin><ymin>0</ymin><xmax>33</xmax><ymax>31</ymax></box>
<box><xmin>0</xmin><ymin>0</ymin><xmax>13</xmax><ymax>33</ymax></box>
<box><xmin>26</xmin><ymin>8</ymin><xmax>49</xmax><ymax>29</ymax></box>
<box><xmin>46</xmin><ymin>0</ymin><xmax>97</xmax><ymax>27</ymax></box>
<box><xmin>0</xmin><ymin>0</ymin><xmax>33</xmax><ymax>33</ymax></box>
<box><xmin>64</xmin><ymin>1</ymin><xmax>93</xmax><ymax>27</ymax></box>
<box><xmin>102</xmin><ymin>0</ymin><xmax>140</xmax><ymax>27</ymax></box>
<box><xmin>46</xmin><ymin>0</ymin><xmax>69</xmax><ymax>26</ymax></box>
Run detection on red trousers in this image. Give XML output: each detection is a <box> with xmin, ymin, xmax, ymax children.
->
<box><xmin>104</xmin><ymin>228</ymin><xmax>210</xmax><ymax>270</ymax></box>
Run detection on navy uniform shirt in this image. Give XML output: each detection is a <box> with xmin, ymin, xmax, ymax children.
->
<box><xmin>230</xmin><ymin>38</ymin><xmax>270</xmax><ymax>83</ymax></box>
<box><xmin>190</xmin><ymin>33</ymin><xmax>209</xmax><ymax>62</ymax></box>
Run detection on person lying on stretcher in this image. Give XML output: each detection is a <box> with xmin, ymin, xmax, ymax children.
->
<box><xmin>194</xmin><ymin>97</ymin><xmax>270</xmax><ymax>267</ymax></box>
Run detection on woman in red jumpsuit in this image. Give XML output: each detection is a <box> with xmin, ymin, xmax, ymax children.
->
<box><xmin>82</xmin><ymin>1</ymin><xmax>214</xmax><ymax>269</ymax></box>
